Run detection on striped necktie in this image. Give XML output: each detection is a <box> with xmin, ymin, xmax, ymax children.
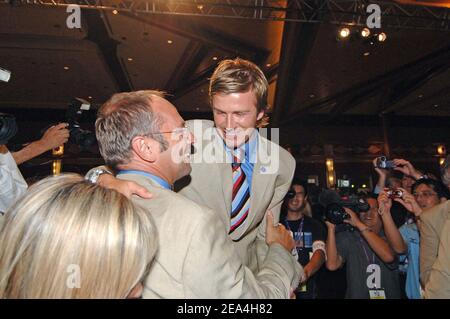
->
<box><xmin>230</xmin><ymin>152</ymin><xmax>250</xmax><ymax>234</ymax></box>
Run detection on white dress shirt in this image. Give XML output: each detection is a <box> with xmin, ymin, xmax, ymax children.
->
<box><xmin>0</xmin><ymin>150</ymin><xmax>27</xmax><ymax>214</ymax></box>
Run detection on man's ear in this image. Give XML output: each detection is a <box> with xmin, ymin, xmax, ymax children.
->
<box><xmin>131</xmin><ymin>136</ymin><xmax>159</xmax><ymax>163</ymax></box>
<box><xmin>256</xmin><ymin>110</ymin><xmax>265</xmax><ymax>121</ymax></box>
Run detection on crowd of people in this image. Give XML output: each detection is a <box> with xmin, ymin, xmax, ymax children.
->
<box><xmin>0</xmin><ymin>58</ymin><xmax>449</xmax><ymax>299</ymax></box>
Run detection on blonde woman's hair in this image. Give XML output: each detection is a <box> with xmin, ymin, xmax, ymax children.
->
<box><xmin>0</xmin><ymin>174</ymin><xmax>157</xmax><ymax>299</ymax></box>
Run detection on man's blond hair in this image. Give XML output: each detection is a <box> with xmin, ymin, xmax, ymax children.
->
<box><xmin>209</xmin><ymin>58</ymin><xmax>269</xmax><ymax>126</ymax></box>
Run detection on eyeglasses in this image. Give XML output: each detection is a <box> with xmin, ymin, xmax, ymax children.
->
<box><xmin>413</xmin><ymin>191</ymin><xmax>437</xmax><ymax>198</ymax></box>
<box><xmin>148</xmin><ymin>124</ymin><xmax>189</xmax><ymax>140</ymax></box>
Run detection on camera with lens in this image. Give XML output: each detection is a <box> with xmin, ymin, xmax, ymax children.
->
<box><xmin>387</xmin><ymin>188</ymin><xmax>403</xmax><ymax>199</ymax></box>
<box><xmin>0</xmin><ymin>112</ymin><xmax>18</xmax><ymax>145</ymax></box>
<box><xmin>285</xmin><ymin>189</ymin><xmax>296</xmax><ymax>199</ymax></box>
<box><xmin>319</xmin><ymin>190</ymin><xmax>370</xmax><ymax>225</ymax></box>
<box><xmin>65</xmin><ymin>98</ymin><xmax>96</xmax><ymax>150</ymax></box>
<box><xmin>376</xmin><ymin>156</ymin><xmax>396</xmax><ymax>169</ymax></box>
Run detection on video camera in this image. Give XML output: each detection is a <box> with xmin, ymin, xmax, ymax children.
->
<box><xmin>0</xmin><ymin>112</ymin><xmax>18</xmax><ymax>145</ymax></box>
<box><xmin>319</xmin><ymin>189</ymin><xmax>370</xmax><ymax>225</ymax></box>
<box><xmin>65</xmin><ymin>98</ymin><xmax>96</xmax><ymax>150</ymax></box>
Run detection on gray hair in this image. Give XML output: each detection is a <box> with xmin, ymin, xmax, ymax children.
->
<box><xmin>95</xmin><ymin>90</ymin><xmax>168</xmax><ymax>168</ymax></box>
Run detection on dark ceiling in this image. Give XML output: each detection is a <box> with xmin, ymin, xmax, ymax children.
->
<box><xmin>1</xmin><ymin>0</ymin><xmax>450</xmax><ymax>122</ymax></box>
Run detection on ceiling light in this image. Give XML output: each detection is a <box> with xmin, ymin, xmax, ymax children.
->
<box><xmin>377</xmin><ymin>32</ymin><xmax>387</xmax><ymax>42</ymax></box>
<box><xmin>0</xmin><ymin>67</ymin><xmax>11</xmax><ymax>82</ymax></box>
<box><xmin>361</xmin><ymin>28</ymin><xmax>370</xmax><ymax>37</ymax></box>
<box><xmin>212</xmin><ymin>57</ymin><xmax>218</xmax><ymax>61</ymax></box>
<box><xmin>339</xmin><ymin>27</ymin><xmax>350</xmax><ymax>38</ymax></box>
<box><xmin>127</xmin><ymin>57</ymin><xmax>133</xmax><ymax>61</ymax></box>
<box><xmin>112</xmin><ymin>9</ymin><xmax>118</xmax><ymax>15</ymax></box>
<box><xmin>437</xmin><ymin>145</ymin><xmax>446</xmax><ymax>155</ymax></box>
<box><xmin>63</xmin><ymin>66</ymin><xmax>70</xmax><ymax>70</ymax></box>
<box><xmin>363</xmin><ymin>52</ymin><xmax>370</xmax><ymax>56</ymax></box>
<box><xmin>167</xmin><ymin>40</ymin><xmax>173</xmax><ymax>44</ymax></box>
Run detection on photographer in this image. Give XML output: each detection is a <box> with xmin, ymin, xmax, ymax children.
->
<box><xmin>325</xmin><ymin>195</ymin><xmax>400</xmax><ymax>299</ymax></box>
<box><xmin>280</xmin><ymin>180</ymin><xmax>326</xmax><ymax>299</ymax></box>
<box><xmin>378</xmin><ymin>179</ymin><xmax>449</xmax><ymax>299</ymax></box>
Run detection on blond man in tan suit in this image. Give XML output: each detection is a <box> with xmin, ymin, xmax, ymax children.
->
<box><xmin>175</xmin><ymin>59</ymin><xmax>297</xmax><ymax>272</ymax></box>
<box><xmin>94</xmin><ymin>90</ymin><xmax>301</xmax><ymax>298</ymax></box>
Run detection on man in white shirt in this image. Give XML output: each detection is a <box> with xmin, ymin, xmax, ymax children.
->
<box><xmin>0</xmin><ymin>144</ymin><xmax>27</xmax><ymax>220</ymax></box>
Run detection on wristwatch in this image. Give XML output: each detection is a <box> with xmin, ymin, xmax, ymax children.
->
<box><xmin>85</xmin><ymin>167</ymin><xmax>112</xmax><ymax>184</ymax></box>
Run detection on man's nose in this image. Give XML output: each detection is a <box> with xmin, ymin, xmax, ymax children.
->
<box><xmin>226</xmin><ymin>115</ymin><xmax>235</xmax><ymax>128</ymax></box>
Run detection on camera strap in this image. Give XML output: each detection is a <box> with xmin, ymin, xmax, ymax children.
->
<box><xmin>358</xmin><ymin>236</ymin><xmax>376</xmax><ymax>265</ymax></box>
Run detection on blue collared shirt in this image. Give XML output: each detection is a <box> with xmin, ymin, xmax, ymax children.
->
<box><xmin>399</xmin><ymin>223</ymin><xmax>421</xmax><ymax>299</ymax></box>
<box><xmin>117</xmin><ymin>170</ymin><xmax>172</xmax><ymax>190</ymax></box>
<box><xmin>223</xmin><ymin>131</ymin><xmax>258</xmax><ymax>192</ymax></box>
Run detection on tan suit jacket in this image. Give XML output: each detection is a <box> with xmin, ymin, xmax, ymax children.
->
<box><xmin>420</xmin><ymin>200</ymin><xmax>450</xmax><ymax>299</ymax></box>
<box><xmin>120</xmin><ymin>173</ymin><xmax>300</xmax><ymax>298</ymax></box>
<box><xmin>176</xmin><ymin>120</ymin><xmax>298</xmax><ymax>277</ymax></box>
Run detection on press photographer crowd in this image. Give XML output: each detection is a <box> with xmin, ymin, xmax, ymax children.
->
<box><xmin>1</xmin><ymin>59</ymin><xmax>450</xmax><ymax>300</ymax></box>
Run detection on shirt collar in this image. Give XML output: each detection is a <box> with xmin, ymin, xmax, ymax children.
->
<box><xmin>223</xmin><ymin>129</ymin><xmax>258</xmax><ymax>164</ymax></box>
<box><xmin>117</xmin><ymin>170</ymin><xmax>172</xmax><ymax>190</ymax></box>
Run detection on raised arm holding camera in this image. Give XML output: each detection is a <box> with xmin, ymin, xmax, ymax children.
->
<box><xmin>11</xmin><ymin>123</ymin><xmax>69</xmax><ymax>165</ymax></box>
<box><xmin>325</xmin><ymin>195</ymin><xmax>400</xmax><ymax>299</ymax></box>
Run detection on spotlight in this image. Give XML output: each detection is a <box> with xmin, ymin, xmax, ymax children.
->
<box><xmin>377</xmin><ymin>32</ymin><xmax>387</xmax><ymax>42</ymax></box>
<box><xmin>339</xmin><ymin>27</ymin><xmax>350</xmax><ymax>38</ymax></box>
<box><xmin>361</xmin><ymin>28</ymin><xmax>370</xmax><ymax>38</ymax></box>
<box><xmin>0</xmin><ymin>67</ymin><xmax>11</xmax><ymax>82</ymax></box>
<box><xmin>437</xmin><ymin>145</ymin><xmax>446</xmax><ymax>155</ymax></box>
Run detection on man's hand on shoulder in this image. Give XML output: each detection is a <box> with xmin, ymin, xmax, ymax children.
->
<box><xmin>98</xmin><ymin>173</ymin><xmax>153</xmax><ymax>199</ymax></box>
